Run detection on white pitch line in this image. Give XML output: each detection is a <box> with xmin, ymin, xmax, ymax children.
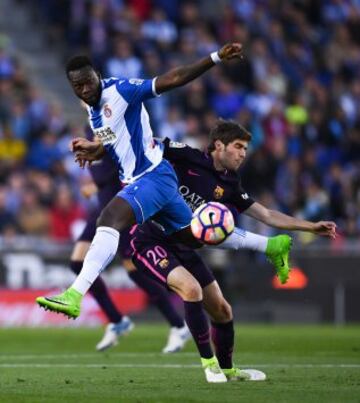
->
<box><xmin>0</xmin><ymin>352</ymin><xmax>198</xmax><ymax>360</ymax></box>
<box><xmin>0</xmin><ymin>364</ymin><xmax>359</xmax><ymax>369</ymax></box>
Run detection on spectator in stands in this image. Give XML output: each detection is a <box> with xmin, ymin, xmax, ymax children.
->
<box><xmin>1</xmin><ymin>0</ymin><xmax>360</xmax><ymax>240</ymax></box>
<box><xmin>0</xmin><ymin>186</ymin><xmax>19</xmax><ymax>235</ymax></box>
<box><xmin>49</xmin><ymin>183</ymin><xmax>85</xmax><ymax>241</ymax></box>
<box><xmin>17</xmin><ymin>187</ymin><xmax>49</xmax><ymax>236</ymax></box>
<box><xmin>105</xmin><ymin>37</ymin><xmax>142</xmax><ymax>78</ymax></box>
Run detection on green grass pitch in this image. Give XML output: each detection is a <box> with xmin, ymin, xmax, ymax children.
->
<box><xmin>0</xmin><ymin>324</ymin><xmax>359</xmax><ymax>403</ymax></box>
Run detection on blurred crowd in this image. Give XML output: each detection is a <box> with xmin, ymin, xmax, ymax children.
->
<box><xmin>0</xmin><ymin>0</ymin><xmax>359</xmax><ymax>243</ymax></box>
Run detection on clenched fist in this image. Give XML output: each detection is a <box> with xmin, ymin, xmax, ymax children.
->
<box><xmin>218</xmin><ymin>43</ymin><xmax>243</xmax><ymax>61</ymax></box>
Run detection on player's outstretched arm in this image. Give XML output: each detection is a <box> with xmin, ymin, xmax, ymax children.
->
<box><xmin>245</xmin><ymin>202</ymin><xmax>337</xmax><ymax>238</ymax></box>
<box><xmin>155</xmin><ymin>43</ymin><xmax>243</xmax><ymax>94</ymax></box>
<box><xmin>70</xmin><ymin>137</ymin><xmax>106</xmax><ymax>168</ymax></box>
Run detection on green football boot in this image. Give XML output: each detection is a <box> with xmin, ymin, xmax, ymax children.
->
<box><xmin>223</xmin><ymin>367</ymin><xmax>266</xmax><ymax>381</ymax></box>
<box><xmin>265</xmin><ymin>234</ymin><xmax>292</xmax><ymax>284</ymax></box>
<box><xmin>36</xmin><ymin>287</ymin><xmax>82</xmax><ymax>319</ymax></box>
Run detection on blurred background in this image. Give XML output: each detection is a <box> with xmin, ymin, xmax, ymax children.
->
<box><xmin>0</xmin><ymin>0</ymin><xmax>359</xmax><ymax>326</ymax></box>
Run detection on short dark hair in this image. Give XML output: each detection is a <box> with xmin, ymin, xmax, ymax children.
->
<box><xmin>65</xmin><ymin>55</ymin><xmax>94</xmax><ymax>77</ymax></box>
<box><xmin>208</xmin><ymin>119</ymin><xmax>252</xmax><ymax>152</ymax></box>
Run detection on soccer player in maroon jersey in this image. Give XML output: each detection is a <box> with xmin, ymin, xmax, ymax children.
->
<box><xmin>71</xmin><ymin>119</ymin><xmax>336</xmax><ymax>382</ymax></box>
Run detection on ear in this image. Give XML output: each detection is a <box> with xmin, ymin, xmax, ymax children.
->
<box><xmin>214</xmin><ymin>139</ymin><xmax>225</xmax><ymax>151</ymax></box>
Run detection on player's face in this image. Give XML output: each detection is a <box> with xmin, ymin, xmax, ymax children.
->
<box><xmin>68</xmin><ymin>68</ymin><xmax>101</xmax><ymax>106</ymax></box>
<box><xmin>216</xmin><ymin>139</ymin><xmax>248</xmax><ymax>171</ymax></box>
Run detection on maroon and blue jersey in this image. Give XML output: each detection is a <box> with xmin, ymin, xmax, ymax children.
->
<box><xmin>144</xmin><ymin>138</ymin><xmax>255</xmax><ymax>236</ymax></box>
<box><xmin>162</xmin><ymin>138</ymin><xmax>254</xmax><ymax>214</ymax></box>
<box><xmin>130</xmin><ymin>138</ymin><xmax>255</xmax><ymax>284</ymax></box>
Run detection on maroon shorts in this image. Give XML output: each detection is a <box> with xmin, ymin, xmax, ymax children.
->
<box><xmin>130</xmin><ymin>223</ymin><xmax>215</xmax><ymax>289</ymax></box>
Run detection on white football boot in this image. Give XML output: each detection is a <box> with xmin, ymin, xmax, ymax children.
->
<box><xmin>223</xmin><ymin>367</ymin><xmax>267</xmax><ymax>381</ymax></box>
<box><xmin>162</xmin><ymin>324</ymin><xmax>192</xmax><ymax>353</ymax></box>
<box><xmin>96</xmin><ymin>316</ymin><xmax>134</xmax><ymax>352</ymax></box>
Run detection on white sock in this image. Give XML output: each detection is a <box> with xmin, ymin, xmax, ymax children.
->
<box><xmin>71</xmin><ymin>226</ymin><xmax>120</xmax><ymax>295</ymax></box>
<box><xmin>212</xmin><ymin>227</ymin><xmax>268</xmax><ymax>252</ymax></box>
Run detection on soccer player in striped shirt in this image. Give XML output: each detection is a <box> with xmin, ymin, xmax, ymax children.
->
<box><xmin>36</xmin><ymin>44</ymin><xmax>243</xmax><ymax>318</ymax></box>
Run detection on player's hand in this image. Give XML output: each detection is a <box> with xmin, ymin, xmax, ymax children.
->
<box><xmin>70</xmin><ymin>137</ymin><xmax>105</xmax><ymax>168</ymax></box>
<box><xmin>312</xmin><ymin>221</ymin><xmax>337</xmax><ymax>238</ymax></box>
<box><xmin>70</xmin><ymin>137</ymin><xmax>100</xmax><ymax>153</ymax></box>
<box><xmin>218</xmin><ymin>43</ymin><xmax>243</xmax><ymax>61</ymax></box>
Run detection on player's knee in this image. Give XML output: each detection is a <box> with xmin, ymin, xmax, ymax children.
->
<box><xmin>183</xmin><ymin>281</ymin><xmax>203</xmax><ymax>301</ymax></box>
<box><xmin>212</xmin><ymin>299</ymin><xmax>233</xmax><ymax>322</ymax></box>
<box><xmin>96</xmin><ymin>207</ymin><xmax>116</xmax><ymax>228</ymax></box>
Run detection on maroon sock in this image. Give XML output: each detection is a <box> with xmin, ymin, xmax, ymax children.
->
<box><xmin>211</xmin><ymin>320</ymin><xmax>234</xmax><ymax>369</ymax></box>
<box><xmin>129</xmin><ymin>270</ymin><xmax>184</xmax><ymax>328</ymax></box>
<box><xmin>70</xmin><ymin>261</ymin><xmax>123</xmax><ymax>323</ymax></box>
<box><xmin>184</xmin><ymin>301</ymin><xmax>213</xmax><ymax>359</ymax></box>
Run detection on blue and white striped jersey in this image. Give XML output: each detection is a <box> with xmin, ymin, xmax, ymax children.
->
<box><xmin>86</xmin><ymin>77</ymin><xmax>163</xmax><ymax>183</ymax></box>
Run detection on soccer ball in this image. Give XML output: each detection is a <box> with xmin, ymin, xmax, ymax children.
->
<box><xmin>191</xmin><ymin>202</ymin><xmax>235</xmax><ymax>245</ymax></box>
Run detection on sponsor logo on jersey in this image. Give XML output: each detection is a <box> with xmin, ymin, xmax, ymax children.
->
<box><xmin>129</xmin><ymin>78</ymin><xmax>145</xmax><ymax>85</ymax></box>
<box><xmin>214</xmin><ymin>185</ymin><xmax>224</xmax><ymax>199</ymax></box>
<box><xmin>103</xmin><ymin>104</ymin><xmax>112</xmax><ymax>118</ymax></box>
<box><xmin>169</xmin><ymin>141</ymin><xmax>186</xmax><ymax>148</ymax></box>
<box><xmin>94</xmin><ymin>125</ymin><xmax>116</xmax><ymax>145</ymax></box>
<box><xmin>178</xmin><ymin>185</ymin><xmax>206</xmax><ymax>211</ymax></box>
<box><xmin>159</xmin><ymin>259</ymin><xmax>169</xmax><ymax>269</ymax></box>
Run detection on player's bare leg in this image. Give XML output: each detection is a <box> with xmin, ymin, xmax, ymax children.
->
<box><xmin>124</xmin><ymin>261</ymin><xmax>189</xmax><ymax>353</ymax></box>
<box><xmin>202</xmin><ymin>281</ymin><xmax>266</xmax><ymax>381</ymax></box>
<box><xmin>167</xmin><ymin>267</ymin><xmax>227</xmax><ymax>383</ymax></box>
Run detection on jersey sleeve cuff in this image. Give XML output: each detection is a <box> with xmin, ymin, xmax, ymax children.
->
<box><xmin>152</xmin><ymin>77</ymin><xmax>161</xmax><ymax>97</ymax></box>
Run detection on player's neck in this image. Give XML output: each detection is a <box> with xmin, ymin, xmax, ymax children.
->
<box><xmin>211</xmin><ymin>152</ymin><xmax>226</xmax><ymax>172</ymax></box>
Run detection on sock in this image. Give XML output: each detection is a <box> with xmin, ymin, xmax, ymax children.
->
<box><xmin>71</xmin><ymin>226</ymin><xmax>120</xmax><ymax>295</ymax></box>
<box><xmin>70</xmin><ymin>261</ymin><xmax>123</xmax><ymax>323</ymax></box>
<box><xmin>211</xmin><ymin>320</ymin><xmax>234</xmax><ymax>369</ymax></box>
<box><xmin>213</xmin><ymin>227</ymin><xmax>268</xmax><ymax>252</ymax></box>
<box><xmin>184</xmin><ymin>301</ymin><xmax>213</xmax><ymax>359</ymax></box>
<box><xmin>129</xmin><ymin>271</ymin><xmax>184</xmax><ymax>328</ymax></box>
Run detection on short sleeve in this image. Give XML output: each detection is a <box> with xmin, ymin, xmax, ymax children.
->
<box><xmin>116</xmin><ymin>78</ymin><xmax>159</xmax><ymax>104</ymax></box>
<box><xmin>230</xmin><ymin>184</ymin><xmax>255</xmax><ymax>213</ymax></box>
<box><xmin>162</xmin><ymin>137</ymin><xmax>194</xmax><ymax>162</ymax></box>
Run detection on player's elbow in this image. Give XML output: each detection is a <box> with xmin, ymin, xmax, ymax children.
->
<box><xmin>255</xmin><ymin>208</ymin><xmax>273</xmax><ymax>226</ymax></box>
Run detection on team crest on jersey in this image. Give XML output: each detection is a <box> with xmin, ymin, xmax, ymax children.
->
<box><xmin>159</xmin><ymin>259</ymin><xmax>169</xmax><ymax>269</ymax></box>
<box><xmin>214</xmin><ymin>185</ymin><xmax>224</xmax><ymax>199</ymax></box>
<box><xmin>103</xmin><ymin>104</ymin><xmax>112</xmax><ymax>118</ymax></box>
<box><xmin>169</xmin><ymin>141</ymin><xmax>186</xmax><ymax>148</ymax></box>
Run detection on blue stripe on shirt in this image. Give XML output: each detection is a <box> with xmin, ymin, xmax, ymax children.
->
<box><xmin>90</xmin><ymin>105</ymin><xmax>103</xmax><ymax>129</ymax></box>
<box><xmin>104</xmin><ymin>143</ymin><xmax>124</xmax><ymax>179</ymax></box>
